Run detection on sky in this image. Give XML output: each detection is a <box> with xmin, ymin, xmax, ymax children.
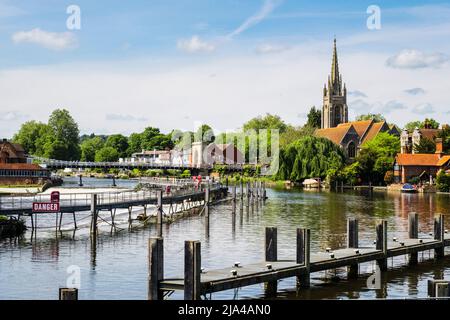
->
<box><xmin>0</xmin><ymin>0</ymin><xmax>449</xmax><ymax>138</ymax></box>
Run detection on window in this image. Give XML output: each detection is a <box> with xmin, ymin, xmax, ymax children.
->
<box><xmin>348</xmin><ymin>141</ymin><xmax>356</xmax><ymax>158</ymax></box>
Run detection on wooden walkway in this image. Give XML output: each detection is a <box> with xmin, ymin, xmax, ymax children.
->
<box><xmin>148</xmin><ymin>213</ymin><xmax>449</xmax><ymax>300</ymax></box>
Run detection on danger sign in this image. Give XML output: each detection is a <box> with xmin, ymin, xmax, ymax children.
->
<box><xmin>32</xmin><ymin>202</ymin><xmax>60</xmax><ymax>213</ymax></box>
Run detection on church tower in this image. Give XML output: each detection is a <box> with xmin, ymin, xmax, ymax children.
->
<box><xmin>321</xmin><ymin>38</ymin><xmax>348</xmax><ymax>129</ymax></box>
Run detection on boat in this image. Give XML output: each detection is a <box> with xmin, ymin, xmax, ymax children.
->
<box><xmin>302</xmin><ymin>178</ymin><xmax>321</xmax><ymax>189</ymax></box>
<box><xmin>401</xmin><ymin>183</ymin><xmax>418</xmax><ymax>193</ymax></box>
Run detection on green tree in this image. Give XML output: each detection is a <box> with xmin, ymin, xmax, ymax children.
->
<box><xmin>405</xmin><ymin>118</ymin><xmax>440</xmax><ymax>132</ymax></box>
<box><xmin>306</xmin><ymin>106</ymin><xmax>321</xmax><ymax>128</ymax></box>
<box><xmin>436</xmin><ymin>170</ymin><xmax>450</xmax><ymax>192</ymax></box>
<box><xmin>357</xmin><ymin>132</ymin><xmax>400</xmax><ymax>184</ymax></box>
<box><xmin>194</xmin><ymin>124</ymin><xmax>215</xmax><ymax>143</ymax></box>
<box><xmin>243</xmin><ymin>113</ymin><xmax>288</xmax><ymax>133</ymax></box>
<box><xmin>413</xmin><ymin>137</ymin><xmax>436</xmax><ymax>154</ymax></box>
<box><xmin>47</xmin><ymin>109</ymin><xmax>81</xmax><ymax>160</ymax></box>
<box><xmin>95</xmin><ymin>146</ymin><xmax>119</xmax><ymax>162</ymax></box>
<box><xmin>276</xmin><ymin>136</ymin><xmax>346</xmax><ymax>181</ymax></box>
<box><xmin>127</xmin><ymin>133</ymin><xmax>142</xmax><ymax>155</ymax></box>
<box><xmin>105</xmin><ymin>134</ymin><xmax>129</xmax><ymax>158</ymax></box>
<box><xmin>437</xmin><ymin>124</ymin><xmax>450</xmax><ymax>153</ymax></box>
<box><xmin>12</xmin><ymin>121</ymin><xmax>49</xmax><ymax>155</ymax></box>
<box><xmin>355</xmin><ymin>113</ymin><xmax>386</xmax><ymax>122</ymax></box>
<box><xmin>81</xmin><ymin>136</ymin><xmax>105</xmax><ymax>161</ymax></box>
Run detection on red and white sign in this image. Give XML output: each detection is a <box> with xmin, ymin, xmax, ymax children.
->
<box><xmin>32</xmin><ymin>202</ymin><xmax>60</xmax><ymax>213</ymax></box>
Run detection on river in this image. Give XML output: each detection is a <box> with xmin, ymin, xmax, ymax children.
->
<box><xmin>0</xmin><ymin>177</ymin><xmax>449</xmax><ymax>300</ymax></box>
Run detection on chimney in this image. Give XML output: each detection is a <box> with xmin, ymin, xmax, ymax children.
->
<box><xmin>435</xmin><ymin>138</ymin><xmax>444</xmax><ymax>157</ymax></box>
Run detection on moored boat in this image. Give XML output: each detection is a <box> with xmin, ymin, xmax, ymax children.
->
<box><xmin>401</xmin><ymin>183</ymin><xmax>417</xmax><ymax>193</ymax></box>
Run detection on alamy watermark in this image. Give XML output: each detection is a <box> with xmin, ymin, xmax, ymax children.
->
<box><xmin>171</xmin><ymin>124</ymin><xmax>280</xmax><ymax>176</ymax></box>
<box><xmin>367</xmin><ymin>5</ymin><xmax>381</xmax><ymax>30</ymax></box>
<box><xmin>66</xmin><ymin>265</ymin><xmax>81</xmax><ymax>289</ymax></box>
<box><xmin>66</xmin><ymin>5</ymin><xmax>81</xmax><ymax>30</ymax></box>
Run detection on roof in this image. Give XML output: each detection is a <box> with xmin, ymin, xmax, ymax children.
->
<box><xmin>396</xmin><ymin>154</ymin><xmax>450</xmax><ymax>167</ymax></box>
<box><xmin>419</xmin><ymin>129</ymin><xmax>440</xmax><ymax>140</ymax></box>
<box><xmin>0</xmin><ymin>163</ymin><xmax>47</xmax><ymax>170</ymax></box>
<box><xmin>361</xmin><ymin>121</ymin><xmax>385</xmax><ymax>144</ymax></box>
<box><xmin>315</xmin><ymin>126</ymin><xmax>352</xmax><ymax>145</ymax></box>
<box><xmin>338</xmin><ymin>120</ymin><xmax>372</xmax><ymax>137</ymax></box>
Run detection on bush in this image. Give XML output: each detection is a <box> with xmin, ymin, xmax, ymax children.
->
<box><xmin>436</xmin><ymin>170</ymin><xmax>450</xmax><ymax>192</ymax></box>
<box><xmin>0</xmin><ymin>215</ymin><xmax>8</xmax><ymax>222</ymax></box>
<box><xmin>180</xmin><ymin>170</ymin><xmax>191</xmax><ymax>178</ymax></box>
<box><xmin>408</xmin><ymin>176</ymin><xmax>420</xmax><ymax>185</ymax></box>
<box><xmin>384</xmin><ymin>171</ymin><xmax>394</xmax><ymax>185</ymax></box>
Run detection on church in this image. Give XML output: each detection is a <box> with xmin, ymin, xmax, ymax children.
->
<box><xmin>315</xmin><ymin>39</ymin><xmax>400</xmax><ymax>160</ymax></box>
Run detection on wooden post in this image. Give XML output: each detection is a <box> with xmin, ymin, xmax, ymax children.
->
<box><xmin>297</xmin><ymin>228</ymin><xmax>311</xmax><ymax>288</ymax></box>
<box><xmin>184</xmin><ymin>240</ymin><xmax>201</xmax><ymax>300</ymax></box>
<box><xmin>428</xmin><ymin>280</ymin><xmax>450</xmax><ymax>297</ymax></box>
<box><xmin>59</xmin><ymin>288</ymin><xmax>78</xmax><ymax>300</ymax></box>
<box><xmin>156</xmin><ymin>190</ymin><xmax>163</xmax><ymax>237</ymax></box>
<box><xmin>256</xmin><ymin>181</ymin><xmax>260</xmax><ymax>200</ymax></box>
<box><xmin>246</xmin><ymin>182</ymin><xmax>250</xmax><ymax>207</ymax></box>
<box><xmin>78</xmin><ymin>175</ymin><xmax>83</xmax><ymax>187</ymax></box>
<box><xmin>434</xmin><ymin>214</ymin><xmax>445</xmax><ymax>259</ymax></box>
<box><xmin>148</xmin><ymin>237</ymin><xmax>164</xmax><ymax>300</ymax></box>
<box><xmin>376</xmin><ymin>220</ymin><xmax>388</xmax><ymax>271</ymax></box>
<box><xmin>90</xmin><ymin>194</ymin><xmax>98</xmax><ymax>237</ymax></box>
<box><xmin>265</xmin><ymin>227</ymin><xmax>277</xmax><ymax>296</ymax></box>
<box><xmin>408</xmin><ymin>212</ymin><xmax>419</xmax><ymax>265</ymax></box>
<box><xmin>262</xmin><ymin>182</ymin><xmax>267</xmax><ymax>200</ymax></box>
<box><xmin>240</xmin><ymin>180</ymin><xmax>243</xmax><ymax>200</ymax></box>
<box><xmin>204</xmin><ymin>188</ymin><xmax>210</xmax><ymax>217</ymax></box>
<box><xmin>347</xmin><ymin>218</ymin><xmax>359</xmax><ymax>279</ymax></box>
<box><xmin>112</xmin><ymin>176</ymin><xmax>116</xmax><ymax>187</ymax></box>
<box><xmin>232</xmin><ymin>185</ymin><xmax>236</xmax><ymax>214</ymax></box>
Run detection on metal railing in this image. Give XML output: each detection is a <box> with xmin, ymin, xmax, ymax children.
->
<box><xmin>0</xmin><ymin>182</ymin><xmax>223</xmax><ymax>212</ymax></box>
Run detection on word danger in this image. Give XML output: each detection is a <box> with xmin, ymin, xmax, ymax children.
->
<box><xmin>32</xmin><ymin>202</ymin><xmax>60</xmax><ymax>213</ymax></box>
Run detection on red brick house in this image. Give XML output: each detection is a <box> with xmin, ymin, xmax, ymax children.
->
<box><xmin>394</xmin><ymin>138</ymin><xmax>450</xmax><ymax>183</ymax></box>
<box><xmin>0</xmin><ymin>140</ymin><xmax>49</xmax><ymax>185</ymax></box>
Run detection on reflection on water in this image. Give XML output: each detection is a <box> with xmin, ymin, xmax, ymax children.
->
<box><xmin>1</xmin><ymin>185</ymin><xmax>450</xmax><ymax>300</ymax></box>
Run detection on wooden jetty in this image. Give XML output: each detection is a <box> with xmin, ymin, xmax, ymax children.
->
<box><xmin>149</xmin><ymin>213</ymin><xmax>450</xmax><ymax>300</ymax></box>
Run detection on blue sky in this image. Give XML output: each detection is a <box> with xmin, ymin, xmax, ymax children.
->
<box><xmin>0</xmin><ymin>0</ymin><xmax>449</xmax><ymax>137</ymax></box>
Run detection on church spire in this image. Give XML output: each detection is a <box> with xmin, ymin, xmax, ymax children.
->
<box><xmin>331</xmin><ymin>37</ymin><xmax>341</xmax><ymax>92</ymax></box>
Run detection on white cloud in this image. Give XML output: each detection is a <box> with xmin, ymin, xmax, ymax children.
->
<box><xmin>255</xmin><ymin>44</ymin><xmax>289</xmax><ymax>54</ymax></box>
<box><xmin>349</xmin><ymin>99</ymin><xmax>371</xmax><ymax>111</ymax></box>
<box><xmin>177</xmin><ymin>35</ymin><xmax>215</xmax><ymax>53</ymax></box>
<box><xmin>412</xmin><ymin>103</ymin><xmax>435</xmax><ymax>114</ymax></box>
<box><xmin>0</xmin><ymin>2</ymin><xmax>25</xmax><ymax>17</ymax></box>
<box><xmin>227</xmin><ymin>0</ymin><xmax>282</xmax><ymax>39</ymax></box>
<box><xmin>106</xmin><ymin>114</ymin><xmax>148</xmax><ymax>122</ymax></box>
<box><xmin>348</xmin><ymin>90</ymin><xmax>367</xmax><ymax>98</ymax></box>
<box><xmin>0</xmin><ymin>111</ymin><xmax>28</xmax><ymax>121</ymax></box>
<box><xmin>378</xmin><ymin>100</ymin><xmax>407</xmax><ymax>113</ymax></box>
<box><xmin>404</xmin><ymin>87</ymin><xmax>426</xmax><ymax>95</ymax></box>
<box><xmin>12</xmin><ymin>28</ymin><xmax>77</xmax><ymax>51</ymax></box>
<box><xmin>386</xmin><ymin>49</ymin><xmax>450</xmax><ymax>69</ymax></box>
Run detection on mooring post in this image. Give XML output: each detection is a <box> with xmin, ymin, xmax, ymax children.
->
<box><xmin>59</xmin><ymin>288</ymin><xmax>78</xmax><ymax>300</ymax></box>
<box><xmin>408</xmin><ymin>212</ymin><xmax>419</xmax><ymax>265</ymax></box>
<box><xmin>297</xmin><ymin>228</ymin><xmax>311</xmax><ymax>288</ymax></box>
<box><xmin>240</xmin><ymin>180</ymin><xmax>243</xmax><ymax>201</ymax></box>
<box><xmin>347</xmin><ymin>218</ymin><xmax>359</xmax><ymax>279</ymax></box>
<box><xmin>90</xmin><ymin>194</ymin><xmax>98</xmax><ymax>237</ymax></box>
<box><xmin>78</xmin><ymin>174</ymin><xmax>83</xmax><ymax>187</ymax></box>
<box><xmin>376</xmin><ymin>220</ymin><xmax>388</xmax><ymax>271</ymax></box>
<box><xmin>204</xmin><ymin>188</ymin><xmax>210</xmax><ymax>217</ymax></box>
<box><xmin>265</xmin><ymin>227</ymin><xmax>278</xmax><ymax>296</ymax></box>
<box><xmin>232</xmin><ymin>185</ymin><xmax>236</xmax><ymax>214</ymax></box>
<box><xmin>157</xmin><ymin>190</ymin><xmax>163</xmax><ymax>237</ymax></box>
<box><xmin>112</xmin><ymin>176</ymin><xmax>116</xmax><ymax>187</ymax></box>
<box><xmin>246</xmin><ymin>181</ymin><xmax>250</xmax><ymax>207</ymax></box>
<box><xmin>428</xmin><ymin>280</ymin><xmax>450</xmax><ymax>298</ymax></box>
<box><xmin>262</xmin><ymin>182</ymin><xmax>267</xmax><ymax>201</ymax></box>
<box><xmin>434</xmin><ymin>214</ymin><xmax>445</xmax><ymax>259</ymax></box>
<box><xmin>184</xmin><ymin>240</ymin><xmax>201</xmax><ymax>300</ymax></box>
<box><xmin>148</xmin><ymin>237</ymin><xmax>164</xmax><ymax>300</ymax></box>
